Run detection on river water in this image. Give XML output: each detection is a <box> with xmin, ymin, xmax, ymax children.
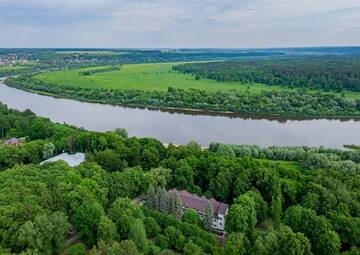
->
<box><xmin>1</xmin><ymin>82</ymin><xmax>359</xmax><ymax>148</ymax></box>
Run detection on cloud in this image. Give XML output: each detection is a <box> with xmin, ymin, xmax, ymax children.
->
<box><xmin>0</xmin><ymin>0</ymin><xmax>359</xmax><ymax>47</ymax></box>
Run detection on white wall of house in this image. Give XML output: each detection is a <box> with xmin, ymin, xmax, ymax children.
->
<box><xmin>212</xmin><ymin>214</ymin><xmax>225</xmax><ymax>231</ymax></box>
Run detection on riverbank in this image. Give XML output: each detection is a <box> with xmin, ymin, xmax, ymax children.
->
<box><xmin>1</xmin><ymin>81</ymin><xmax>360</xmax><ymax>148</ymax></box>
<box><xmin>5</xmin><ymin>76</ymin><xmax>360</xmax><ymax>121</ymax></box>
<box><xmin>17</xmin><ymin>86</ymin><xmax>360</xmax><ymax>121</ymax></box>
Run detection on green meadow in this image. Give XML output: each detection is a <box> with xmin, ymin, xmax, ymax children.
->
<box><xmin>33</xmin><ymin>62</ymin><xmax>291</xmax><ymax>93</ymax></box>
<box><xmin>33</xmin><ymin>62</ymin><xmax>359</xmax><ymax>99</ymax></box>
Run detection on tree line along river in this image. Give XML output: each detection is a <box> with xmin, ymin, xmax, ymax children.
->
<box><xmin>0</xmin><ymin>80</ymin><xmax>360</xmax><ymax>148</ymax></box>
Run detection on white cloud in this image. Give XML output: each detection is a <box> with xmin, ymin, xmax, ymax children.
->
<box><xmin>0</xmin><ymin>0</ymin><xmax>359</xmax><ymax>47</ymax></box>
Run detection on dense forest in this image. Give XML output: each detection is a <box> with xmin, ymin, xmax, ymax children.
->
<box><xmin>6</xmin><ymin>76</ymin><xmax>360</xmax><ymax>118</ymax></box>
<box><xmin>0</xmin><ymin>103</ymin><xmax>359</xmax><ymax>254</ymax></box>
<box><xmin>173</xmin><ymin>57</ymin><xmax>360</xmax><ymax>92</ymax></box>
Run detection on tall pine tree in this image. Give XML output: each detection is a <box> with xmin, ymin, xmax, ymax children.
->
<box><xmin>204</xmin><ymin>202</ymin><xmax>214</xmax><ymax>230</ymax></box>
<box><xmin>145</xmin><ymin>185</ymin><xmax>156</xmax><ymax>209</ymax></box>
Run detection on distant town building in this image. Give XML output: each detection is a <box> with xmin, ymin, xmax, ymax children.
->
<box><xmin>40</xmin><ymin>152</ymin><xmax>85</xmax><ymax>167</ymax></box>
<box><xmin>3</xmin><ymin>137</ymin><xmax>26</xmax><ymax>146</ymax></box>
<box><xmin>168</xmin><ymin>189</ymin><xmax>228</xmax><ymax>231</ymax></box>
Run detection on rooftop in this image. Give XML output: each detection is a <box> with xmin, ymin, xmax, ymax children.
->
<box><xmin>3</xmin><ymin>137</ymin><xmax>25</xmax><ymax>145</ymax></box>
<box><xmin>40</xmin><ymin>152</ymin><xmax>85</xmax><ymax>167</ymax></box>
<box><xmin>169</xmin><ymin>189</ymin><xmax>228</xmax><ymax>216</ymax></box>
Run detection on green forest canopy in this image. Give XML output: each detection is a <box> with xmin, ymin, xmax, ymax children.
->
<box><xmin>0</xmin><ymin>102</ymin><xmax>359</xmax><ymax>254</ymax></box>
<box><xmin>174</xmin><ymin>56</ymin><xmax>360</xmax><ymax>93</ymax></box>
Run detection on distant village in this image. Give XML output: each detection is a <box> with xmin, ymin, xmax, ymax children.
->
<box><xmin>0</xmin><ymin>54</ymin><xmax>30</xmax><ymax>66</ymax></box>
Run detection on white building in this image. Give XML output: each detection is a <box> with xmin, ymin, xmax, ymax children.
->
<box><xmin>40</xmin><ymin>152</ymin><xmax>85</xmax><ymax>167</ymax></box>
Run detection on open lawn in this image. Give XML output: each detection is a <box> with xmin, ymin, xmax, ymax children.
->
<box><xmin>33</xmin><ymin>62</ymin><xmax>292</xmax><ymax>93</ymax></box>
<box><xmin>33</xmin><ymin>62</ymin><xmax>359</xmax><ymax>99</ymax></box>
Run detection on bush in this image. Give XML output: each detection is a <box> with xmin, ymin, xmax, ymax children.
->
<box><xmin>68</xmin><ymin>243</ymin><xmax>86</xmax><ymax>255</ymax></box>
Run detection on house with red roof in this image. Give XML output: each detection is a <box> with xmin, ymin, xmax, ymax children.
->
<box><xmin>168</xmin><ymin>189</ymin><xmax>228</xmax><ymax>231</ymax></box>
<box><xmin>3</xmin><ymin>137</ymin><xmax>26</xmax><ymax>146</ymax></box>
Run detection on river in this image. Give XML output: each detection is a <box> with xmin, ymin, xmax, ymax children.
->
<box><xmin>1</xmin><ymin>81</ymin><xmax>360</xmax><ymax>148</ymax></box>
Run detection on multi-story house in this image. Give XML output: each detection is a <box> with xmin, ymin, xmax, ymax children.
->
<box><xmin>168</xmin><ymin>189</ymin><xmax>228</xmax><ymax>231</ymax></box>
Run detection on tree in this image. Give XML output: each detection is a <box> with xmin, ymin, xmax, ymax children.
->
<box><xmin>209</xmin><ymin>168</ymin><xmax>233</xmax><ymax>202</ymax></box>
<box><xmin>143</xmin><ymin>217</ymin><xmax>161</xmax><ymax>238</ymax></box>
<box><xmin>30</xmin><ymin>119</ymin><xmax>54</xmax><ymax>140</ymax></box>
<box><xmin>277</xmin><ymin>225</ymin><xmax>312</xmax><ymax>255</ymax></box>
<box><xmin>271</xmin><ymin>185</ymin><xmax>282</xmax><ymax>229</ymax></box>
<box><xmin>183</xmin><ymin>209</ymin><xmax>202</xmax><ymax>226</ymax></box>
<box><xmin>164</xmin><ymin>226</ymin><xmax>185</xmax><ymax>251</ymax></box>
<box><xmin>329</xmin><ymin>213</ymin><xmax>360</xmax><ymax>248</ymax></box>
<box><xmin>68</xmin><ymin>243</ymin><xmax>86</xmax><ymax>255</ymax></box>
<box><xmin>97</xmin><ymin>215</ymin><xmax>118</xmax><ymax>243</ymax></box>
<box><xmin>160</xmin><ymin>249</ymin><xmax>177</xmax><ymax>255</ymax></box>
<box><xmin>174</xmin><ymin>160</ymin><xmax>194</xmax><ymax>190</ymax></box>
<box><xmin>216</xmin><ymin>144</ymin><xmax>236</xmax><ymax>157</ymax></box>
<box><xmin>115</xmin><ymin>128</ymin><xmax>128</xmax><ymax>138</ymax></box>
<box><xmin>316</xmin><ymin>231</ymin><xmax>341</xmax><ymax>255</ymax></box>
<box><xmin>245</xmin><ymin>190</ymin><xmax>268</xmax><ymax>222</ymax></box>
<box><xmin>67</xmin><ymin>136</ymin><xmax>77</xmax><ymax>154</ymax></box>
<box><xmin>49</xmin><ymin>212</ymin><xmax>70</xmax><ymax>254</ymax></box>
<box><xmin>283</xmin><ymin>206</ymin><xmax>337</xmax><ymax>255</ymax></box>
<box><xmin>226</xmin><ymin>194</ymin><xmax>256</xmax><ymax>235</ymax></box>
<box><xmin>145</xmin><ymin>185</ymin><xmax>156</xmax><ymax>209</ymax></box>
<box><xmin>253</xmin><ymin>225</ymin><xmax>312</xmax><ymax>255</ymax></box>
<box><xmin>94</xmin><ymin>149</ymin><xmax>127</xmax><ymax>172</ymax></box>
<box><xmin>143</xmin><ymin>167</ymin><xmax>172</xmax><ymax>189</ymax></box>
<box><xmin>17</xmin><ymin>221</ymin><xmax>42</xmax><ymax>251</ymax></box>
<box><xmin>108</xmin><ymin>167</ymin><xmax>143</xmax><ymax>202</ymax></box>
<box><xmin>108</xmin><ymin>197</ymin><xmax>144</xmax><ymax>239</ymax></box>
<box><xmin>109</xmin><ymin>240</ymin><xmax>140</xmax><ymax>255</ymax></box>
<box><xmin>203</xmin><ymin>202</ymin><xmax>214</xmax><ymax>230</ymax></box>
<box><xmin>73</xmin><ymin>202</ymin><xmax>105</xmax><ymax>246</ymax></box>
<box><xmin>129</xmin><ymin>219</ymin><xmax>147</xmax><ymax>251</ymax></box>
<box><xmin>42</xmin><ymin>142</ymin><xmax>55</xmax><ymax>159</ymax></box>
<box><xmin>94</xmin><ymin>240</ymin><xmax>140</xmax><ymax>255</ymax></box>
<box><xmin>141</xmin><ymin>148</ymin><xmax>160</xmax><ymax>170</ymax></box>
<box><xmin>342</xmin><ymin>247</ymin><xmax>360</xmax><ymax>255</ymax></box>
<box><xmin>224</xmin><ymin>233</ymin><xmax>248</xmax><ymax>255</ymax></box>
<box><xmin>156</xmin><ymin>187</ymin><xmax>170</xmax><ymax>213</ymax></box>
<box><xmin>168</xmin><ymin>192</ymin><xmax>183</xmax><ymax>218</ymax></box>
<box><xmin>183</xmin><ymin>240</ymin><xmax>205</xmax><ymax>255</ymax></box>
<box><xmin>34</xmin><ymin>214</ymin><xmax>54</xmax><ymax>255</ymax></box>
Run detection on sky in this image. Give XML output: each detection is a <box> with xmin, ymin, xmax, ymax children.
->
<box><xmin>0</xmin><ymin>0</ymin><xmax>359</xmax><ymax>48</ymax></box>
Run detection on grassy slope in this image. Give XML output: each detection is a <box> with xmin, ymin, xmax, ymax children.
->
<box><xmin>33</xmin><ymin>62</ymin><xmax>359</xmax><ymax>99</ymax></box>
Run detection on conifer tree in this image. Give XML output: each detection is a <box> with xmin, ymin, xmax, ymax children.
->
<box><xmin>204</xmin><ymin>202</ymin><xmax>214</xmax><ymax>230</ymax></box>
<box><xmin>145</xmin><ymin>185</ymin><xmax>156</xmax><ymax>209</ymax></box>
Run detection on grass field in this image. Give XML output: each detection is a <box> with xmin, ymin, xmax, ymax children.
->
<box><xmin>34</xmin><ymin>62</ymin><xmax>293</xmax><ymax>93</ymax></box>
<box><xmin>33</xmin><ymin>62</ymin><xmax>359</xmax><ymax>99</ymax></box>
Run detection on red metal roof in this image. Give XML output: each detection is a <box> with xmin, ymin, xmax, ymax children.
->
<box><xmin>169</xmin><ymin>189</ymin><xmax>228</xmax><ymax>216</ymax></box>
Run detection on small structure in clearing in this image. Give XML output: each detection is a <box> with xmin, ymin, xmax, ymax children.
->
<box><xmin>3</xmin><ymin>137</ymin><xmax>26</xmax><ymax>146</ymax></box>
<box><xmin>40</xmin><ymin>152</ymin><xmax>85</xmax><ymax>167</ymax></box>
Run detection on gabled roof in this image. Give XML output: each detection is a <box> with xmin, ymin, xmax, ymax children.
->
<box><xmin>169</xmin><ymin>189</ymin><xmax>228</xmax><ymax>216</ymax></box>
<box><xmin>4</xmin><ymin>137</ymin><xmax>21</xmax><ymax>144</ymax></box>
